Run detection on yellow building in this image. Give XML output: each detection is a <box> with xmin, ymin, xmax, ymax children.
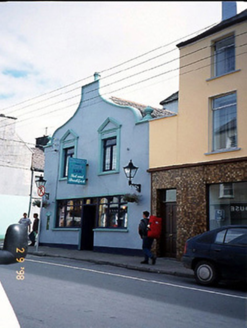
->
<box><xmin>149</xmin><ymin>7</ymin><xmax>247</xmax><ymax>259</ymax></box>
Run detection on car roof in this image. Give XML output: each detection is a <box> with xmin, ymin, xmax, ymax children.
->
<box><xmin>212</xmin><ymin>225</ymin><xmax>247</xmax><ymax>231</ymax></box>
<box><xmin>191</xmin><ymin>225</ymin><xmax>247</xmax><ymax>239</ymax></box>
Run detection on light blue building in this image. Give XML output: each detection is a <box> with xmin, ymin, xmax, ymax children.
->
<box><xmin>40</xmin><ymin>74</ymin><xmax>172</xmax><ymax>254</ymax></box>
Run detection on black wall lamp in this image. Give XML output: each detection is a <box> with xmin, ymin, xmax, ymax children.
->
<box><xmin>35</xmin><ymin>175</ymin><xmax>49</xmax><ymax>200</ymax></box>
<box><xmin>123</xmin><ymin>160</ymin><xmax>141</xmax><ymax>193</ymax></box>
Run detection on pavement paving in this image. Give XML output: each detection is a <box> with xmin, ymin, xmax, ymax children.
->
<box><xmin>27</xmin><ymin>245</ymin><xmax>194</xmax><ymax>279</ymax></box>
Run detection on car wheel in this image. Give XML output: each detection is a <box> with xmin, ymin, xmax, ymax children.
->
<box><xmin>194</xmin><ymin>261</ymin><xmax>219</xmax><ymax>286</ymax></box>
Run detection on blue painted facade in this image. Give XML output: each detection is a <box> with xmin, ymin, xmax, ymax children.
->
<box><xmin>40</xmin><ymin>75</ymin><xmax>154</xmax><ymax>254</ymax></box>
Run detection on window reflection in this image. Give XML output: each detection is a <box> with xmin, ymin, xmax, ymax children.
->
<box><xmin>97</xmin><ymin>196</ymin><xmax>128</xmax><ymax>229</ymax></box>
<box><xmin>57</xmin><ymin>196</ymin><xmax>128</xmax><ymax>229</ymax></box>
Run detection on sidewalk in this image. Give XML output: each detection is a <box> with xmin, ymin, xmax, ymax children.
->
<box><xmin>27</xmin><ymin>245</ymin><xmax>194</xmax><ymax>278</ymax></box>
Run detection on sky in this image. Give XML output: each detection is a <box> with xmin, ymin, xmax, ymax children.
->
<box><xmin>1</xmin><ymin>1</ymin><xmax>247</xmax><ymax>145</ymax></box>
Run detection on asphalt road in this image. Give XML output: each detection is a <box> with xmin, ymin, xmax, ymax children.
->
<box><xmin>0</xmin><ymin>255</ymin><xmax>246</xmax><ymax>328</ymax></box>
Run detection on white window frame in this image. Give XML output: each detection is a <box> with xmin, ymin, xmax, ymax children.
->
<box><xmin>219</xmin><ymin>183</ymin><xmax>234</xmax><ymax>199</ymax></box>
<box><xmin>213</xmin><ymin>35</ymin><xmax>235</xmax><ymax>77</ymax></box>
<box><xmin>212</xmin><ymin>92</ymin><xmax>237</xmax><ymax>152</ymax></box>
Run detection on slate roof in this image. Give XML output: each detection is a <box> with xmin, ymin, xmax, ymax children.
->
<box><xmin>177</xmin><ymin>9</ymin><xmax>247</xmax><ymax>48</ymax></box>
<box><xmin>109</xmin><ymin>96</ymin><xmax>175</xmax><ymax>118</ymax></box>
<box><xmin>160</xmin><ymin>91</ymin><xmax>179</xmax><ymax>106</ymax></box>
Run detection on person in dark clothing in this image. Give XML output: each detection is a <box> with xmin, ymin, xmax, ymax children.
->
<box><xmin>138</xmin><ymin>211</ymin><xmax>156</xmax><ymax>265</ymax></box>
<box><xmin>29</xmin><ymin>213</ymin><xmax>39</xmax><ymax>246</ymax></box>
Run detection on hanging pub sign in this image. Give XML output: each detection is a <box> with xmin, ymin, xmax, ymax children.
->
<box><xmin>68</xmin><ymin>158</ymin><xmax>87</xmax><ymax>185</ymax></box>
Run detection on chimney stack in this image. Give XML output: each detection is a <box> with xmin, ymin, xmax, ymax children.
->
<box><xmin>222</xmin><ymin>1</ymin><xmax>236</xmax><ymax>21</ymax></box>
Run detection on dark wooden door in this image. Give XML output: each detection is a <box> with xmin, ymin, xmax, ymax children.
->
<box><xmin>160</xmin><ymin>202</ymin><xmax>177</xmax><ymax>257</ymax></box>
<box><xmin>80</xmin><ymin>205</ymin><xmax>96</xmax><ymax>250</ymax></box>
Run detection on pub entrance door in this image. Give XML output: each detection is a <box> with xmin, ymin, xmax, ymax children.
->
<box><xmin>80</xmin><ymin>205</ymin><xmax>96</xmax><ymax>250</ymax></box>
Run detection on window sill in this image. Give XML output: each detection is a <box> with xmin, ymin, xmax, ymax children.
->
<box><xmin>59</xmin><ymin>177</ymin><xmax>68</xmax><ymax>181</ymax></box>
<box><xmin>205</xmin><ymin>147</ymin><xmax>241</xmax><ymax>155</ymax></box>
<box><xmin>206</xmin><ymin>69</ymin><xmax>240</xmax><ymax>82</ymax></box>
<box><xmin>94</xmin><ymin>228</ymin><xmax>128</xmax><ymax>232</ymax></box>
<box><xmin>52</xmin><ymin>228</ymin><xmax>80</xmax><ymax>231</ymax></box>
<box><xmin>98</xmin><ymin>170</ymin><xmax>119</xmax><ymax>176</ymax></box>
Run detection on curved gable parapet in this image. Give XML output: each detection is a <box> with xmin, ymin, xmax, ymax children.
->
<box><xmin>80</xmin><ymin>79</ymin><xmax>101</xmax><ymax>108</ymax></box>
<box><xmin>49</xmin><ymin>78</ymin><xmax>101</xmax><ymax>139</ymax></box>
<box><xmin>104</xmin><ymin>97</ymin><xmax>143</xmax><ymax>123</ymax></box>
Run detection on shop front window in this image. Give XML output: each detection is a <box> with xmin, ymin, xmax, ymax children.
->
<box><xmin>209</xmin><ymin>182</ymin><xmax>247</xmax><ymax>230</ymax></box>
<box><xmin>57</xmin><ymin>199</ymin><xmax>82</xmax><ymax>227</ymax></box>
<box><xmin>57</xmin><ymin>196</ymin><xmax>128</xmax><ymax>229</ymax></box>
<box><xmin>98</xmin><ymin>196</ymin><xmax>128</xmax><ymax>229</ymax></box>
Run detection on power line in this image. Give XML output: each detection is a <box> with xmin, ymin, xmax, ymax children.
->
<box><xmin>3</xmin><ymin>28</ymin><xmax>246</xmax><ymax>126</ymax></box>
<box><xmin>0</xmin><ymin>29</ymin><xmax>246</xmax><ymax>134</ymax></box>
<box><xmin>3</xmin><ymin>47</ymin><xmax>246</xmax><ymax>133</ymax></box>
<box><xmin>1</xmin><ymin>22</ymin><xmax>217</xmax><ymax>116</ymax></box>
<box><xmin>2</xmin><ymin>38</ymin><xmax>246</xmax><ymax>129</ymax></box>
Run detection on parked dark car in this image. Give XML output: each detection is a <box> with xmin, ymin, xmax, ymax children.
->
<box><xmin>182</xmin><ymin>225</ymin><xmax>247</xmax><ymax>286</ymax></box>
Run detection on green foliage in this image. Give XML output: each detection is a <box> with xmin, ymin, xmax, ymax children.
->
<box><xmin>123</xmin><ymin>193</ymin><xmax>140</xmax><ymax>203</ymax></box>
<box><xmin>32</xmin><ymin>199</ymin><xmax>49</xmax><ymax>208</ymax></box>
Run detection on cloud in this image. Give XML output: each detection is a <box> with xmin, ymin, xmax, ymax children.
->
<box><xmin>0</xmin><ymin>1</ymin><xmax>246</xmax><ymax>144</ymax></box>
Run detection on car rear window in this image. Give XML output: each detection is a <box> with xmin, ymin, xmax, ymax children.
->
<box><xmin>215</xmin><ymin>228</ymin><xmax>247</xmax><ymax>245</ymax></box>
<box><xmin>215</xmin><ymin>230</ymin><xmax>226</xmax><ymax>244</ymax></box>
<box><xmin>225</xmin><ymin>228</ymin><xmax>247</xmax><ymax>245</ymax></box>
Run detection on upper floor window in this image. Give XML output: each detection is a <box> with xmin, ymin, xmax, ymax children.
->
<box><xmin>212</xmin><ymin>93</ymin><xmax>237</xmax><ymax>151</ymax></box>
<box><xmin>219</xmin><ymin>183</ymin><xmax>234</xmax><ymax>198</ymax></box>
<box><xmin>98</xmin><ymin>118</ymin><xmax>121</xmax><ymax>174</ymax></box>
<box><xmin>213</xmin><ymin>35</ymin><xmax>235</xmax><ymax>77</ymax></box>
<box><xmin>59</xmin><ymin>129</ymin><xmax>78</xmax><ymax>179</ymax></box>
<box><xmin>103</xmin><ymin>137</ymin><xmax>117</xmax><ymax>171</ymax></box>
<box><xmin>63</xmin><ymin>146</ymin><xmax>74</xmax><ymax>177</ymax></box>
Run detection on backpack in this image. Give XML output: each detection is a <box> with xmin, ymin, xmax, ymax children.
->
<box><xmin>147</xmin><ymin>215</ymin><xmax>162</xmax><ymax>239</ymax></box>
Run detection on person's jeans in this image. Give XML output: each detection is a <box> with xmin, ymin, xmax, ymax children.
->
<box><xmin>142</xmin><ymin>237</ymin><xmax>154</xmax><ymax>261</ymax></box>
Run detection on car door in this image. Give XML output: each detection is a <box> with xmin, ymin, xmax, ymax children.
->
<box><xmin>210</xmin><ymin>228</ymin><xmax>247</xmax><ymax>280</ymax></box>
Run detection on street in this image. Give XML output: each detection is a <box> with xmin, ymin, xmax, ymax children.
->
<box><xmin>0</xmin><ymin>255</ymin><xmax>246</xmax><ymax>328</ymax></box>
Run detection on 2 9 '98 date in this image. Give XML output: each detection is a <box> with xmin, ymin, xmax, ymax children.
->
<box><xmin>16</xmin><ymin>247</ymin><xmax>25</xmax><ymax>280</ymax></box>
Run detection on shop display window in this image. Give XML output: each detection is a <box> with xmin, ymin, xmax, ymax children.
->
<box><xmin>209</xmin><ymin>182</ymin><xmax>247</xmax><ymax>229</ymax></box>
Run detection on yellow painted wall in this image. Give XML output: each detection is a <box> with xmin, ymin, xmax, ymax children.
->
<box><xmin>150</xmin><ymin>21</ymin><xmax>247</xmax><ymax>169</ymax></box>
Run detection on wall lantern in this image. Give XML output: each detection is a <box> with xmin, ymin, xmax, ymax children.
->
<box><xmin>123</xmin><ymin>160</ymin><xmax>141</xmax><ymax>193</ymax></box>
<box><xmin>35</xmin><ymin>175</ymin><xmax>49</xmax><ymax>200</ymax></box>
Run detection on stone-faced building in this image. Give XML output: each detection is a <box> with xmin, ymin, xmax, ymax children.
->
<box><xmin>149</xmin><ymin>7</ymin><xmax>247</xmax><ymax>258</ymax></box>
